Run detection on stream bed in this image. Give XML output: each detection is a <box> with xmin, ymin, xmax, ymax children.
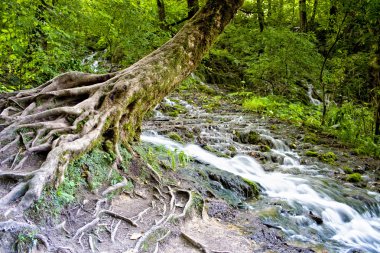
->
<box><xmin>142</xmin><ymin>96</ymin><xmax>380</xmax><ymax>253</ymax></box>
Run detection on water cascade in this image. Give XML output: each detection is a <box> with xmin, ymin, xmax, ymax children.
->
<box><xmin>141</xmin><ymin>130</ymin><xmax>380</xmax><ymax>253</ymax></box>
<box><xmin>308</xmin><ymin>84</ymin><xmax>321</xmax><ymax>106</ymax></box>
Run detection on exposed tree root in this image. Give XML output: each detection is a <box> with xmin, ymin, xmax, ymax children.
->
<box><xmin>132</xmin><ymin>187</ymin><xmax>194</xmax><ymax>253</ymax></box>
<box><xmin>101</xmin><ymin>177</ymin><xmax>129</xmax><ymax>196</ymax></box>
<box><xmin>73</xmin><ymin>209</ymin><xmax>138</xmax><ymax>240</ymax></box>
<box><xmin>0</xmin><ymin>219</ymin><xmax>37</xmax><ymax>233</ymax></box>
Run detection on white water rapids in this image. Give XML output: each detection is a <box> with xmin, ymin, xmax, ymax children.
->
<box><xmin>141</xmin><ymin>131</ymin><xmax>380</xmax><ymax>252</ymax></box>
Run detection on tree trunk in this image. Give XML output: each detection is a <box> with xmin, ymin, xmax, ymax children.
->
<box><xmin>309</xmin><ymin>0</ymin><xmax>318</xmax><ymax>29</ymax></box>
<box><xmin>0</xmin><ymin>0</ymin><xmax>244</xmax><ymax>215</ymax></box>
<box><xmin>187</xmin><ymin>0</ymin><xmax>199</xmax><ymax>18</ymax></box>
<box><xmin>157</xmin><ymin>0</ymin><xmax>167</xmax><ymax>29</ymax></box>
<box><xmin>370</xmin><ymin>46</ymin><xmax>380</xmax><ymax>143</ymax></box>
<box><xmin>257</xmin><ymin>0</ymin><xmax>265</xmax><ymax>32</ymax></box>
<box><xmin>299</xmin><ymin>0</ymin><xmax>307</xmax><ymax>32</ymax></box>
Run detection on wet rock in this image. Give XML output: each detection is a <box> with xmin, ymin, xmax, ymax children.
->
<box><xmin>346</xmin><ymin>249</ymin><xmax>366</xmax><ymax>253</ymax></box>
<box><xmin>233</xmin><ymin>130</ymin><xmax>261</xmax><ymax>144</ymax></box>
<box><xmin>249</xmin><ymin>227</ymin><xmax>315</xmax><ymax>253</ymax></box>
<box><xmin>206</xmin><ymin>169</ymin><xmax>259</xmax><ymax>201</ymax></box>
<box><xmin>207</xmin><ymin>199</ymin><xmax>236</xmax><ymax>222</ymax></box>
<box><xmin>308</xmin><ymin>211</ymin><xmax>323</xmax><ymax>225</ymax></box>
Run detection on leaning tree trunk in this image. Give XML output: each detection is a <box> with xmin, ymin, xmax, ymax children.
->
<box><xmin>0</xmin><ymin>0</ymin><xmax>244</xmax><ymax>216</ymax></box>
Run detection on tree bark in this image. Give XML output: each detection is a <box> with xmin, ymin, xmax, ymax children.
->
<box><xmin>187</xmin><ymin>0</ymin><xmax>199</xmax><ymax>18</ymax></box>
<box><xmin>157</xmin><ymin>0</ymin><xmax>167</xmax><ymax>30</ymax></box>
<box><xmin>309</xmin><ymin>0</ymin><xmax>318</xmax><ymax>29</ymax></box>
<box><xmin>257</xmin><ymin>0</ymin><xmax>265</xmax><ymax>32</ymax></box>
<box><xmin>0</xmin><ymin>0</ymin><xmax>244</xmax><ymax>215</ymax></box>
<box><xmin>299</xmin><ymin>0</ymin><xmax>307</xmax><ymax>32</ymax></box>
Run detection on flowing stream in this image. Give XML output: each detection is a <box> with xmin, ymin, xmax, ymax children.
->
<box><xmin>142</xmin><ymin>97</ymin><xmax>380</xmax><ymax>252</ymax></box>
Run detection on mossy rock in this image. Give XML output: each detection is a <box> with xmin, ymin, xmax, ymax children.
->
<box><xmin>203</xmin><ymin>145</ymin><xmax>229</xmax><ymax>158</ymax></box>
<box><xmin>259</xmin><ymin>145</ymin><xmax>270</xmax><ymax>152</ymax></box>
<box><xmin>198</xmin><ymin>84</ymin><xmax>216</xmax><ymax>95</ymax></box>
<box><xmin>159</xmin><ymin>102</ymin><xmax>186</xmax><ymax>117</ymax></box>
<box><xmin>167</xmin><ymin>132</ymin><xmax>183</xmax><ymax>143</ymax></box>
<box><xmin>342</xmin><ymin>166</ymin><xmax>353</xmax><ymax>174</ymax></box>
<box><xmin>318</xmin><ymin>151</ymin><xmax>337</xmax><ymax>164</ymax></box>
<box><xmin>346</xmin><ymin>173</ymin><xmax>362</xmax><ymax>183</ymax></box>
<box><xmin>180</xmin><ymin>165</ymin><xmax>260</xmax><ymax>207</ymax></box>
<box><xmin>304</xmin><ymin>133</ymin><xmax>318</xmax><ymax>144</ymax></box>
<box><xmin>234</xmin><ymin>130</ymin><xmax>260</xmax><ymax>145</ymax></box>
<box><xmin>206</xmin><ymin>169</ymin><xmax>260</xmax><ymax>205</ymax></box>
<box><xmin>242</xmin><ymin>178</ymin><xmax>260</xmax><ymax>197</ymax></box>
<box><xmin>305</xmin><ymin>150</ymin><xmax>318</xmax><ymax>157</ymax></box>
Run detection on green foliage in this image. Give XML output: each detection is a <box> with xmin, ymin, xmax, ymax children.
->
<box><xmin>245</xmin><ymin>28</ymin><xmax>323</xmax><ymax>96</ymax></box>
<box><xmin>243</xmin><ymin>95</ymin><xmax>320</xmax><ymax>127</ymax></box>
<box><xmin>243</xmin><ymin>95</ymin><xmax>380</xmax><ymax>157</ymax></box>
<box><xmin>135</xmin><ymin>144</ymin><xmax>191</xmax><ymax>173</ymax></box>
<box><xmin>0</xmin><ymin>0</ymin><xmax>171</xmax><ymax>90</ymax></box>
<box><xmin>28</xmin><ymin>146</ymin><xmax>125</xmax><ymax>219</ymax></box>
<box><xmin>15</xmin><ymin>231</ymin><xmax>37</xmax><ymax>253</ymax></box>
<box><xmin>346</xmin><ymin>173</ymin><xmax>363</xmax><ymax>183</ymax></box>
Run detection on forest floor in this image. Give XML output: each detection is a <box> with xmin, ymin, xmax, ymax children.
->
<box><xmin>1</xmin><ymin>82</ymin><xmax>379</xmax><ymax>253</ymax></box>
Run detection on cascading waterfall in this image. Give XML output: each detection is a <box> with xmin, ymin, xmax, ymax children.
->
<box><xmin>141</xmin><ymin>131</ymin><xmax>380</xmax><ymax>252</ymax></box>
<box><xmin>308</xmin><ymin>84</ymin><xmax>321</xmax><ymax>106</ymax></box>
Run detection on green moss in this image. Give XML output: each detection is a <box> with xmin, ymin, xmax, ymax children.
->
<box><xmin>234</xmin><ymin>130</ymin><xmax>260</xmax><ymax>144</ymax></box>
<box><xmin>203</xmin><ymin>145</ymin><xmax>229</xmax><ymax>157</ymax></box>
<box><xmin>247</xmin><ymin>131</ymin><xmax>260</xmax><ymax>144</ymax></box>
<box><xmin>228</xmin><ymin>145</ymin><xmax>237</xmax><ymax>152</ymax></box>
<box><xmin>260</xmin><ymin>145</ymin><xmax>271</xmax><ymax>152</ymax></box>
<box><xmin>75</xmin><ymin>119</ymin><xmax>87</xmax><ymax>133</ymax></box>
<box><xmin>270</xmin><ymin>125</ymin><xmax>278</xmax><ymax>130</ymax></box>
<box><xmin>243</xmin><ymin>178</ymin><xmax>260</xmax><ymax>198</ymax></box>
<box><xmin>346</xmin><ymin>173</ymin><xmax>362</xmax><ymax>183</ymax></box>
<box><xmin>168</xmin><ymin>132</ymin><xmax>183</xmax><ymax>143</ymax></box>
<box><xmin>197</xmin><ymin>84</ymin><xmax>216</xmax><ymax>95</ymax></box>
<box><xmin>304</xmin><ymin>132</ymin><xmax>318</xmax><ymax>144</ymax></box>
<box><xmin>342</xmin><ymin>166</ymin><xmax>353</xmax><ymax>174</ymax></box>
<box><xmin>184</xmin><ymin>131</ymin><xmax>194</xmax><ymax>139</ymax></box>
<box><xmin>305</xmin><ymin>150</ymin><xmax>318</xmax><ymax>157</ymax></box>
<box><xmin>318</xmin><ymin>151</ymin><xmax>337</xmax><ymax>164</ymax></box>
<box><xmin>160</xmin><ymin>102</ymin><xmax>186</xmax><ymax>117</ymax></box>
